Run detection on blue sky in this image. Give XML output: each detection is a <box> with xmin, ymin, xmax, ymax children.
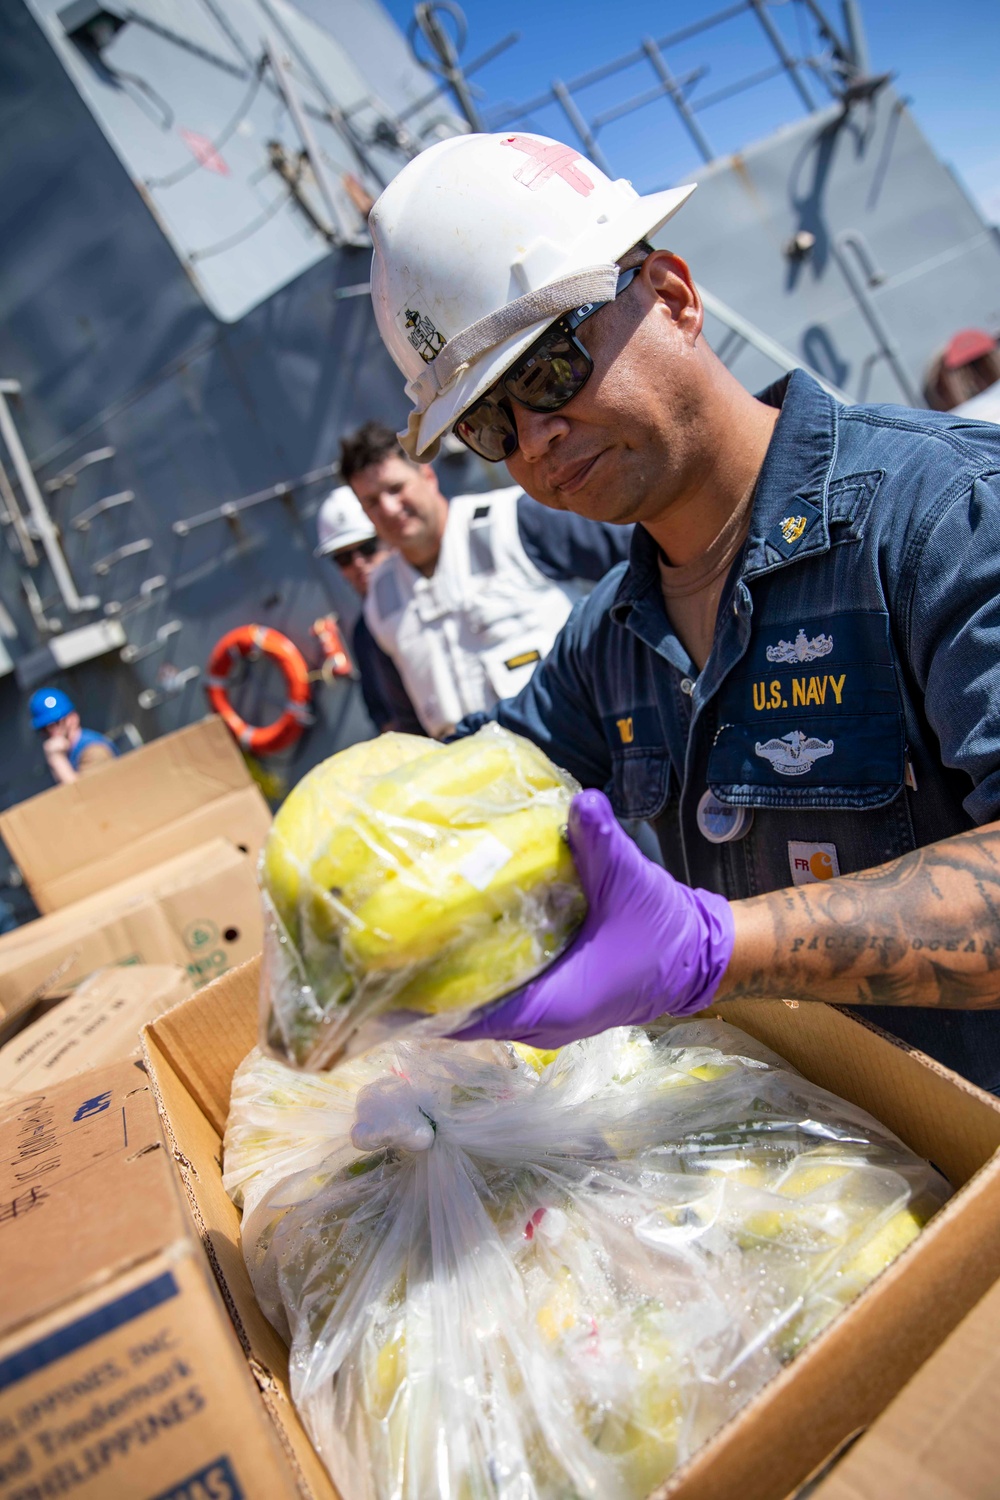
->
<box><xmin>381</xmin><ymin>0</ymin><xmax>1000</xmax><ymax>222</ymax></box>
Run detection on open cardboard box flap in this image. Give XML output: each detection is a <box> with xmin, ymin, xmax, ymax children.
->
<box><xmin>0</xmin><ymin>836</ymin><xmax>263</xmax><ymax>1027</ymax></box>
<box><xmin>808</xmin><ymin>1271</ymin><xmax>1000</xmax><ymax>1500</ymax></box>
<box><xmin>0</xmin><ymin>717</ymin><xmax>271</xmax><ymax>912</ymax></box>
<box><xmin>143</xmin><ymin>962</ymin><xmax>1000</xmax><ymax>1500</ymax></box>
<box><xmin>0</xmin><ymin>963</ymin><xmax>193</xmax><ymax>1098</ymax></box>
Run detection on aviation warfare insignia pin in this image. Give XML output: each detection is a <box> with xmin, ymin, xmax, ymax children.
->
<box><xmin>765</xmin><ymin>629</ymin><xmax>834</xmax><ymax>664</ymax></box>
<box><xmin>404</xmin><ymin>308</ymin><xmax>446</xmax><ymax>363</ymax></box>
<box><xmin>755</xmin><ymin>730</ymin><xmax>834</xmax><ymax>777</ymax></box>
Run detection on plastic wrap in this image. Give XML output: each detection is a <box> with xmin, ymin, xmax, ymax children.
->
<box><xmin>259</xmin><ymin>725</ymin><xmax>585</xmax><ymax>1070</ymax></box>
<box><xmin>225</xmin><ymin>1019</ymin><xmax>951</xmax><ymax>1500</ymax></box>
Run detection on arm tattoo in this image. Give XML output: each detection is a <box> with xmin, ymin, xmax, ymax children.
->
<box><xmin>723</xmin><ymin>822</ymin><xmax>1000</xmax><ymax>1009</ymax></box>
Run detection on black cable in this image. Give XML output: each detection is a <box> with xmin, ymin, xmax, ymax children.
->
<box><xmin>146</xmin><ymin>55</ymin><xmax>266</xmax><ymax>190</ymax></box>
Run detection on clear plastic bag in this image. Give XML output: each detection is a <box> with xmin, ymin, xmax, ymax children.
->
<box><xmin>258</xmin><ymin>724</ymin><xmax>586</xmax><ymax>1070</ymax></box>
<box><xmin>225</xmin><ymin>1019</ymin><xmax>951</xmax><ymax>1500</ymax></box>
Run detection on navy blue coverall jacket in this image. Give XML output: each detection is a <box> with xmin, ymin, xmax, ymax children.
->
<box><xmin>461</xmin><ymin>370</ymin><xmax>1000</xmax><ymax>1091</ymax></box>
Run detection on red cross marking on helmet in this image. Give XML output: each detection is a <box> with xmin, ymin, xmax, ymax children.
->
<box><xmin>502</xmin><ymin>136</ymin><xmax>595</xmax><ymax>196</ymax></box>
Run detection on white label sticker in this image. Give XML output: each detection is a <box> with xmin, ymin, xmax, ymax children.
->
<box><xmin>457</xmin><ymin>832</ymin><xmax>513</xmax><ymax>891</ymax></box>
<box><xmin>788</xmin><ymin>841</ymin><xmax>840</xmax><ymax>886</ymax></box>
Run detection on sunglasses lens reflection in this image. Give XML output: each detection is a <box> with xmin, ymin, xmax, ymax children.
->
<box><xmin>454</xmin><ymin>397</ymin><xmax>518</xmax><ymax>462</ymax></box>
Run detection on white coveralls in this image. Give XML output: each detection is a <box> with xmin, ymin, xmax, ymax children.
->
<box><xmin>364</xmin><ymin>487</ymin><xmax>588</xmax><ymax>738</ymax></box>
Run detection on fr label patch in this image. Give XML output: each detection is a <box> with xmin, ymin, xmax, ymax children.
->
<box><xmin>788</xmin><ymin>841</ymin><xmax>840</xmax><ymax>885</ymax></box>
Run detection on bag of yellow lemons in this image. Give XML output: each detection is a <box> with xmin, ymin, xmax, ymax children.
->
<box><xmin>259</xmin><ymin>724</ymin><xmax>585</xmax><ymax>1068</ymax></box>
<box><xmin>224</xmin><ymin>1020</ymin><xmax>950</xmax><ymax>1500</ymax></box>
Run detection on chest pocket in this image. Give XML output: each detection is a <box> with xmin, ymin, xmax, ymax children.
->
<box><xmin>708</xmin><ymin>609</ymin><xmax>904</xmax><ymax>810</ymax></box>
<box><xmin>601</xmin><ymin>707</ymin><xmax>673</xmax><ymax>820</ymax></box>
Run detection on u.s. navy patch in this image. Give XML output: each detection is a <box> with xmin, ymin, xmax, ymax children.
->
<box><xmin>708</xmin><ymin>609</ymin><xmax>904</xmax><ymax>805</ymax></box>
<box><xmin>765</xmin><ymin>497</ymin><xmax>822</xmax><ymax>558</ymax></box>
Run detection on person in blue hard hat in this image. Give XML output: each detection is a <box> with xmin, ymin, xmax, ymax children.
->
<box><xmin>29</xmin><ymin>687</ymin><xmax>119</xmax><ymax>785</ymax></box>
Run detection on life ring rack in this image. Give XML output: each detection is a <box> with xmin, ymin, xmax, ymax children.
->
<box><xmin>206</xmin><ymin>624</ymin><xmax>312</xmax><ymax>755</ymax></box>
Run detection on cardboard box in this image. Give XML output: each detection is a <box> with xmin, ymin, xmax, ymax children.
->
<box><xmin>808</xmin><ymin>1273</ymin><xmax>1000</xmax><ymax>1499</ymax></box>
<box><xmin>0</xmin><ymin>717</ymin><xmax>271</xmax><ymax>913</ymax></box>
<box><xmin>0</xmin><ymin>1058</ymin><xmax>301</xmax><ymax>1499</ymax></box>
<box><xmin>0</xmin><ymin>966</ymin><xmax>193</xmax><ymax>1100</ymax></box>
<box><xmin>0</xmin><ymin>840</ymin><xmax>261</xmax><ymax>1028</ymax></box>
<box><xmin>141</xmin><ymin>964</ymin><xmax>1000</xmax><ymax>1500</ymax></box>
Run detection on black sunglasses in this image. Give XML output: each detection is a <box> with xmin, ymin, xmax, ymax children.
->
<box><xmin>333</xmin><ymin>537</ymin><xmax>380</xmax><ymax>568</ymax></box>
<box><xmin>452</xmin><ymin>266</ymin><xmax>642</xmax><ymax>463</ymax></box>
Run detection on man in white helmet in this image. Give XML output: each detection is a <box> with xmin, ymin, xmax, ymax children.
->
<box><xmin>314</xmin><ymin>486</ymin><xmax>422</xmax><ymax>735</ymax></box>
<box><xmin>368</xmin><ymin>130</ymin><xmax>1000</xmax><ymax>1095</ymax></box>
<box><xmin>339</xmin><ymin>420</ymin><xmax>632</xmax><ymax>739</ymax></box>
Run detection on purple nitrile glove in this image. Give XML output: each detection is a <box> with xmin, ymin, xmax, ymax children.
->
<box><xmin>451</xmin><ymin>788</ymin><xmax>735</xmax><ymax>1049</ymax></box>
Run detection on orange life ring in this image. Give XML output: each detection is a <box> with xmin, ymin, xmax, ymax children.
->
<box><xmin>205</xmin><ymin>625</ymin><xmax>312</xmax><ymax>754</ymax></box>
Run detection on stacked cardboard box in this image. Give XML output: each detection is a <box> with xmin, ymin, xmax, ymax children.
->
<box><xmin>0</xmin><ymin>839</ymin><xmax>261</xmax><ymax>1027</ymax></box>
<box><xmin>0</xmin><ymin>966</ymin><xmax>192</xmax><ymax>1101</ymax></box>
<box><xmin>0</xmin><ymin>1059</ymin><xmax>301</xmax><ymax>1499</ymax></box>
<box><xmin>141</xmin><ymin>960</ymin><xmax>1000</xmax><ymax>1500</ymax></box>
<box><xmin>0</xmin><ymin>720</ymin><xmax>270</xmax><ymax>1032</ymax></box>
<box><xmin>0</xmin><ymin>717</ymin><xmax>271</xmax><ymax>914</ymax></box>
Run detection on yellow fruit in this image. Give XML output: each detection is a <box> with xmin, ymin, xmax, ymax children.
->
<box><xmin>390</xmin><ymin>920</ymin><xmax>539</xmax><ymax>1014</ymax></box>
<box><xmin>512</xmin><ymin>1042</ymin><xmax>560</xmax><ymax>1073</ymax></box>
<box><xmin>346</xmin><ymin>803</ymin><xmax>576</xmax><ymax>970</ymax></box>
<box><xmin>367</xmin><ymin>1331</ymin><xmax>406</xmax><ymax>1420</ymax></box>
<box><xmin>263</xmin><ymin>733</ymin><xmax>434</xmax><ymax>938</ymax></box>
<box><xmin>365</xmin><ymin>730</ymin><xmax>567</xmax><ymax>823</ymax></box>
<box><xmin>779</xmin><ymin>1161</ymin><xmax>851</xmax><ymax>1198</ymax></box>
<box><xmin>689</xmin><ymin>1062</ymin><xmax>733</xmax><ymax>1083</ymax></box>
<box><xmin>259</xmin><ymin>726</ymin><xmax>585</xmax><ymax>1063</ymax></box>
<box><xmin>536</xmin><ymin>1273</ymin><xmax>578</xmax><ymax>1341</ymax></box>
<box><xmin>836</xmin><ymin>1205</ymin><xmax>924</xmax><ymax>1292</ymax></box>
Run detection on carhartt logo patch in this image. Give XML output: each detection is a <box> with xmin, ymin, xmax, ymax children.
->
<box><xmin>788</xmin><ymin>841</ymin><xmax>840</xmax><ymax>885</ymax></box>
<box><xmin>779</xmin><ymin>515</ymin><xmax>807</xmax><ymax>545</ymax></box>
<box><xmin>616</xmin><ymin>716</ymin><xmax>634</xmax><ymax>745</ymax></box>
<box><xmin>755</xmin><ymin>730</ymin><xmax>834</xmax><ymax>776</ymax></box>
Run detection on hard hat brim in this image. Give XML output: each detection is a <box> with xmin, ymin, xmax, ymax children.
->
<box><xmin>407</xmin><ymin>182</ymin><xmax>697</xmax><ymax>461</ymax></box>
<box><xmin>314</xmin><ymin>521</ymin><xmax>378</xmax><ymax>558</ymax></box>
<box><xmin>32</xmin><ymin>706</ymin><xmax>72</xmax><ymax>730</ymax></box>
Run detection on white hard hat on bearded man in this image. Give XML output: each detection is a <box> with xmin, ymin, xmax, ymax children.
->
<box><xmin>369</xmin><ymin>132</ymin><xmax>696</xmax><ymax>461</ymax></box>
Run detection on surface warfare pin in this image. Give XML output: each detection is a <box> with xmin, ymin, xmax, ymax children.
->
<box><xmin>766</xmin><ymin>629</ymin><xmax>833</xmax><ymax>664</ymax></box>
<box><xmin>755</xmin><ymin>730</ymin><xmax>834</xmax><ymax>777</ymax></box>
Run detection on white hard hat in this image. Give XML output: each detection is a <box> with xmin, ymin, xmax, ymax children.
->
<box><xmin>314</xmin><ymin>485</ymin><xmax>377</xmax><ymax>557</ymax></box>
<box><xmin>370</xmin><ymin>132</ymin><xmax>696</xmax><ymax>460</ymax></box>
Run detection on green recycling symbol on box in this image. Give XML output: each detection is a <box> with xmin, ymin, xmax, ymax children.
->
<box><xmin>182</xmin><ymin>918</ymin><xmax>228</xmax><ymax>985</ymax></box>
